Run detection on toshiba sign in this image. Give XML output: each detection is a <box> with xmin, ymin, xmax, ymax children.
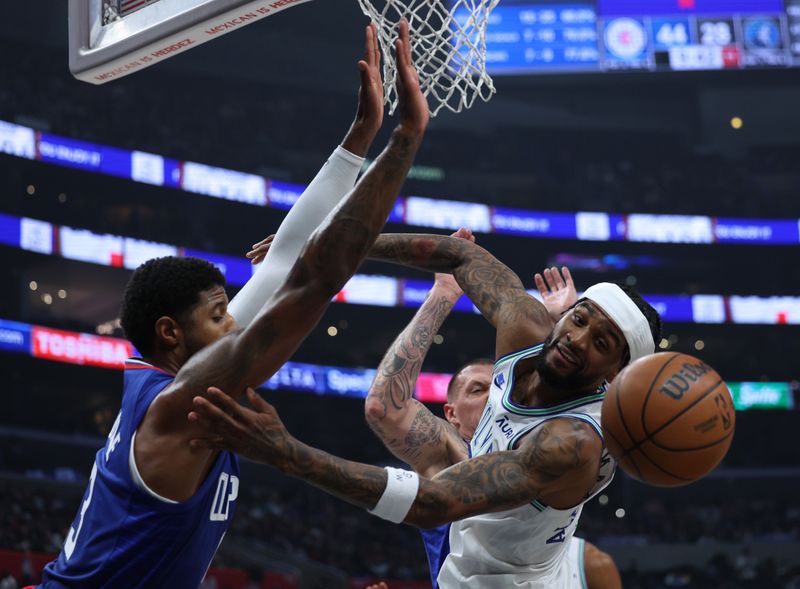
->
<box><xmin>32</xmin><ymin>326</ymin><xmax>133</xmax><ymax>369</ymax></box>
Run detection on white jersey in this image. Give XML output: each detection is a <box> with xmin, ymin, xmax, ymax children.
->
<box><xmin>437</xmin><ymin>343</ymin><xmax>616</xmax><ymax>588</ymax></box>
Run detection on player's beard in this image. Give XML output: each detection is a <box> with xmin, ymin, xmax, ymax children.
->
<box><xmin>536</xmin><ymin>335</ymin><xmax>592</xmax><ymax>392</ymax></box>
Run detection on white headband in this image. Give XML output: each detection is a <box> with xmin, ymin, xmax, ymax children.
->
<box><xmin>581</xmin><ymin>283</ymin><xmax>655</xmax><ymax>363</ymax></box>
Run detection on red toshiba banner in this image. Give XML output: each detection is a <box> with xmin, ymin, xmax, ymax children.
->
<box><xmin>415</xmin><ymin>372</ymin><xmax>453</xmax><ymax>403</ymax></box>
<box><xmin>31</xmin><ymin>326</ymin><xmax>133</xmax><ymax>369</ymax></box>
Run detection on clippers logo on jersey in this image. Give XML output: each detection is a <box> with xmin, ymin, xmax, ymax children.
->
<box><xmin>40</xmin><ymin>360</ymin><xmax>240</xmax><ymax>589</ymax></box>
<box><xmin>210</xmin><ymin>472</ymin><xmax>239</xmax><ymax>522</ymax></box>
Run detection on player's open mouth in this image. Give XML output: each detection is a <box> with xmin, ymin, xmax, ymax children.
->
<box><xmin>556</xmin><ymin>343</ymin><xmax>581</xmax><ymax>367</ymax></box>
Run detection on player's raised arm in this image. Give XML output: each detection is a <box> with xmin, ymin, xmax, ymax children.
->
<box><xmin>364</xmin><ymin>231</ymin><xmax>472</xmax><ymax>478</ymax></box>
<box><xmin>369</xmin><ymin>232</ymin><xmax>552</xmax><ymax>357</ymax></box>
<box><xmin>188</xmin><ymin>388</ymin><xmax>602</xmax><ymax>528</ymax></box>
<box><xmin>170</xmin><ymin>19</ymin><xmax>426</xmax><ymax>405</ymax></box>
<box><xmin>140</xmin><ymin>20</ymin><xmax>427</xmax><ymax>501</ymax></box>
<box><xmin>228</xmin><ymin>24</ymin><xmax>383</xmax><ymax>327</ymax></box>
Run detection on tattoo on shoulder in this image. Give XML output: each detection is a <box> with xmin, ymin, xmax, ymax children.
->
<box><xmin>523</xmin><ymin>420</ymin><xmax>595</xmax><ymax>481</ymax></box>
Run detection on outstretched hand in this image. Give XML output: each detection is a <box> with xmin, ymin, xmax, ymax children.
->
<box><xmin>343</xmin><ymin>23</ymin><xmax>384</xmax><ymax>157</ymax></box>
<box><xmin>246</xmin><ymin>234</ymin><xmax>275</xmax><ymax>265</ymax></box>
<box><xmin>433</xmin><ymin>227</ymin><xmax>475</xmax><ymax>299</ymax></box>
<box><xmin>188</xmin><ymin>387</ymin><xmax>291</xmax><ymax>466</ymax></box>
<box><xmin>394</xmin><ymin>18</ymin><xmax>429</xmax><ymax>136</ymax></box>
<box><xmin>534</xmin><ymin>266</ymin><xmax>577</xmax><ymax>322</ymax></box>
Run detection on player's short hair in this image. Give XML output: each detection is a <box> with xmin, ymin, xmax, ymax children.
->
<box><xmin>120</xmin><ymin>256</ymin><xmax>225</xmax><ymax>356</ymax></box>
<box><xmin>447</xmin><ymin>358</ymin><xmax>493</xmax><ymax>403</ymax></box>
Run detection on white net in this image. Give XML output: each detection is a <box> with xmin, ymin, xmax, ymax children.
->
<box><xmin>356</xmin><ymin>0</ymin><xmax>500</xmax><ymax>117</ymax></box>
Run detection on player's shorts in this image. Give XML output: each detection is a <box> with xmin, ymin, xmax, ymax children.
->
<box><xmin>438</xmin><ymin>536</ymin><xmax>589</xmax><ymax>588</ymax></box>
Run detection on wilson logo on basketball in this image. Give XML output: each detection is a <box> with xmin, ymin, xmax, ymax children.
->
<box><xmin>658</xmin><ymin>361</ymin><xmax>713</xmax><ymax>400</ymax></box>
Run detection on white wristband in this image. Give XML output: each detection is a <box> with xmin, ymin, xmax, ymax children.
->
<box><xmin>368</xmin><ymin>467</ymin><xmax>419</xmax><ymax>523</ymax></box>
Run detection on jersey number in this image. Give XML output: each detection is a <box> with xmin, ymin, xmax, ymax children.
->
<box><xmin>64</xmin><ymin>462</ymin><xmax>98</xmax><ymax>560</ymax></box>
<box><xmin>210</xmin><ymin>472</ymin><xmax>239</xmax><ymax>522</ymax></box>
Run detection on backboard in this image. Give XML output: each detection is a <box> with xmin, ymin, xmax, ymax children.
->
<box><xmin>68</xmin><ymin>0</ymin><xmax>313</xmax><ymax>84</ymax></box>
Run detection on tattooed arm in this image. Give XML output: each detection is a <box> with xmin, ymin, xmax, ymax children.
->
<box><xmin>190</xmin><ymin>389</ymin><xmax>602</xmax><ymax>528</ymax></box>
<box><xmin>369</xmin><ymin>234</ymin><xmax>552</xmax><ymax>358</ymax></box>
<box><xmin>136</xmin><ymin>20</ymin><xmax>430</xmax><ymax>502</ymax></box>
<box><xmin>364</xmin><ymin>272</ymin><xmax>467</xmax><ymax>478</ymax></box>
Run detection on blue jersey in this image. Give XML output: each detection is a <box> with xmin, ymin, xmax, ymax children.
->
<box><xmin>40</xmin><ymin>359</ymin><xmax>240</xmax><ymax>589</ymax></box>
<box><xmin>419</xmin><ymin>524</ymin><xmax>450</xmax><ymax>589</ymax></box>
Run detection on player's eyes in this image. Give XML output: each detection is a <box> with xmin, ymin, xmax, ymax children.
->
<box><xmin>595</xmin><ymin>338</ymin><xmax>607</xmax><ymax>351</ymax></box>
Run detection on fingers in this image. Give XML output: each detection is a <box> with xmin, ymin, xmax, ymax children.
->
<box><xmin>252</xmin><ymin>235</ymin><xmax>275</xmax><ymax>249</ymax></box>
<box><xmin>189</xmin><ymin>397</ymin><xmax>239</xmax><ymax>433</ymax></box>
<box><xmin>206</xmin><ymin>386</ymin><xmax>246</xmax><ymax>417</ymax></box>
<box><xmin>534</xmin><ymin>272</ymin><xmax>547</xmax><ymax>296</ymax></box>
<box><xmin>365</xmin><ymin>23</ymin><xmax>379</xmax><ymax>69</ymax></box>
<box><xmin>246</xmin><ymin>235</ymin><xmax>274</xmax><ymax>264</ymax></box>
<box><xmin>395</xmin><ymin>18</ymin><xmax>412</xmax><ymax>76</ymax></box>
<box><xmin>561</xmin><ymin>266</ymin><xmax>575</xmax><ymax>287</ymax></box>
<box><xmin>550</xmin><ymin>266</ymin><xmax>566</xmax><ymax>289</ymax></box>
<box><xmin>189</xmin><ymin>388</ymin><xmax>246</xmax><ymax>429</ymax></box>
<box><xmin>450</xmin><ymin>227</ymin><xmax>475</xmax><ymax>242</ymax></box>
<box><xmin>246</xmin><ymin>388</ymin><xmax>273</xmax><ymax>413</ymax></box>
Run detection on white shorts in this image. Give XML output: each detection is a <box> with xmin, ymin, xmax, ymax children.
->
<box><xmin>437</xmin><ymin>537</ymin><xmax>588</xmax><ymax>588</ymax></box>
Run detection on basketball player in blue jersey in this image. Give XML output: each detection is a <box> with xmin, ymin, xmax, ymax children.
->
<box><xmin>188</xmin><ymin>231</ymin><xmax>659</xmax><ymax>587</ymax></box>
<box><xmin>35</xmin><ymin>21</ymin><xmax>431</xmax><ymax>589</ymax></box>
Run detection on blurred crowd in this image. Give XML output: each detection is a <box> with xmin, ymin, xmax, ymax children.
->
<box><xmin>2</xmin><ymin>41</ymin><xmax>799</xmax><ymax>219</ymax></box>
<box><xmin>2</xmin><ymin>474</ymin><xmax>799</xmax><ymax>586</ymax></box>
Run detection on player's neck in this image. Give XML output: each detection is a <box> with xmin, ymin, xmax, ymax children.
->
<box><xmin>143</xmin><ymin>353</ymin><xmax>181</xmax><ymax>376</ymax></box>
<box><xmin>525</xmin><ymin>371</ymin><xmax>600</xmax><ymax>408</ymax></box>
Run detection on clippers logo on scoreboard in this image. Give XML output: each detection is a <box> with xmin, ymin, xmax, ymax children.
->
<box><xmin>605</xmin><ymin>18</ymin><xmax>647</xmax><ymax>58</ymax></box>
<box><xmin>602</xmin><ymin>17</ymin><xmax>651</xmax><ymax>69</ymax></box>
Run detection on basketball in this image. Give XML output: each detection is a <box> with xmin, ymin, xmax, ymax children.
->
<box><xmin>601</xmin><ymin>352</ymin><xmax>735</xmax><ymax>487</ymax></box>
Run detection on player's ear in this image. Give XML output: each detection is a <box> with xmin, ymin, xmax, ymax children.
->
<box><xmin>154</xmin><ymin>316</ymin><xmax>182</xmax><ymax>349</ymax></box>
<box><xmin>444</xmin><ymin>402</ymin><xmax>459</xmax><ymax>429</ymax></box>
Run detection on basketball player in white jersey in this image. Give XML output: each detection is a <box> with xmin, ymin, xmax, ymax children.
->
<box><xmin>189</xmin><ymin>232</ymin><xmax>660</xmax><ymax>587</ymax></box>
<box><xmin>356</xmin><ymin>234</ymin><xmax>622</xmax><ymax>589</ymax></box>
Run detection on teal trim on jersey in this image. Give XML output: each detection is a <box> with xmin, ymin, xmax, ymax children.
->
<box><xmin>497</xmin><ymin>344</ymin><xmax>607</xmax><ymax>418</ymax></box>
<box><xmin>502</xmin><ymin>391</ymin><xmax>606</xmax><ymax>417</ymax></box>
<box><xmin>578</xmin><ymin>537</ymin><xmax>587</xmax><ymax>589</ymax></box>
<box><xmin>531</xmin><ymin>499</ymin><xmax>547</xmax><ymax>512</ymax></box>
<box><xmin>493</xmin><ymin>343</ymin><xmax>544</xmax><ymax>368</ymax></box>
<box><xmin>557</xmin><ymin>412</ymin><xmax>604</xmax><ymax>440</ymax></box>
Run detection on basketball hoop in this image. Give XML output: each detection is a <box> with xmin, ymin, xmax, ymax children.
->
<box><xmin>356</xmin><ymin>0</ymin><xmax>500</xmax><ymax>117</ymax></box>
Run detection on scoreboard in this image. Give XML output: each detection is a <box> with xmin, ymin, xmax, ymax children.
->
<box><xmin>464</xmin><ymin>0</ymin><xmax>800</xmax><ymax>74</ymax></box>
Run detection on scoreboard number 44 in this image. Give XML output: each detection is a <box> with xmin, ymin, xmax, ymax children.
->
<box><xmin>656</xmin><ymin>22</ymin><xmax>689</xmax><ymax>46</ymax></box>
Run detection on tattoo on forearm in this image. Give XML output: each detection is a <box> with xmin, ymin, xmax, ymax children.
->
<box><xmin>371</xmin><ymin>235</ymin><xmax>550</xmax><ymax>330</ymax></box>
<box><xmin>277</xmin><ymin>418</ymin><xmax>594</xmax><ymax>529</ymax></box>
<box><xmin>368</xmin><ymin>292</ymin><xmax>454</xmax><ymax>413</ymax></box>
<box><xmin>408</xmin><ymin>419</ymin><xmax>594</xmax><ymax>525</ymax></box>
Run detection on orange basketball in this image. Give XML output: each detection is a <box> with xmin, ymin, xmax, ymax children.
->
<box><xmin>601</xmin><ymin>352</ymin><xmax>735</xmax><ymax>487</ymax></box>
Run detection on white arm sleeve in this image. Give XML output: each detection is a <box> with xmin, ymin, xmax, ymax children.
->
<box><xmin>228</xmin><ymin>145</ymin><xmax>365</xmax><ymax>327</ymax></box>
